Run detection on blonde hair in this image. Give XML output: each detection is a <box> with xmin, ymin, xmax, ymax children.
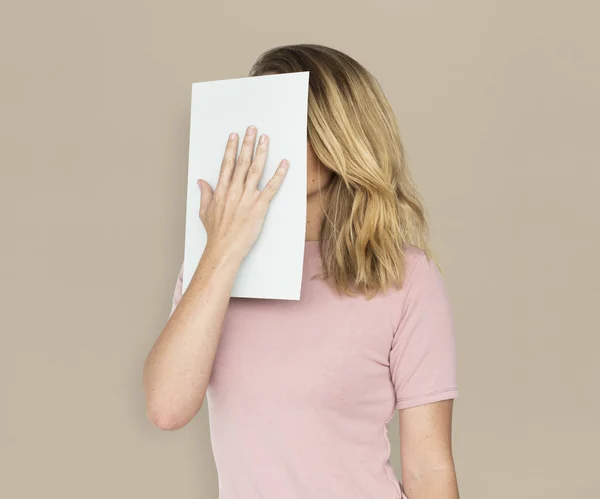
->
<box><xmin>249</xmin><ymin>44</ymin><xmax>438</xmax><ymax>299</ymax></box>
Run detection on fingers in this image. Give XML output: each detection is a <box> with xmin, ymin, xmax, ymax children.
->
<box><xmin>244</xmin><ymin>133</ymin><xmax>269</xmax><ymax>192</ymax></box>
<box><xmin>212</xmin><ymin>126</ymin><xmax>288</xmax><ymax>210</ymax></box>
<box><xmin>230</xmin><ymin>126</ymin><xmax>258</xmax><ymax>190</ymax></box>
<box><xmin>258</xmin><ymin>159</ymin><xmax>289</xmax><ymax>204</ymax></box>
<box><xmin>214</xmin><ymin>132</ymin><xmax>239</xmax><ymax>196</ymax></box>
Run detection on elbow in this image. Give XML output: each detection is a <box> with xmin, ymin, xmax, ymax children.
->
<box><xmin>142</xmin><ymin>365</ymin><xmax>205</xmax><ymax>430</ymax></box>
<box><xmin>145</xmin><ymin>393</ymin><xmax>205</xmax><ymax>431</ymax></box>
<box><xmin>146</xmin><ymin>408</ymin><xmax>188</xmax><ymax>431</ymax></box>
<box><xmin>145</xmin><ymin>403</ymin><xmax>197</xmax><ymax>431</ymax></box>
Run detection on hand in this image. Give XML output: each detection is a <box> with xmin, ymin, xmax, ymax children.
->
<box><xmin>197</xmin><ymin>125</ymin><xmax>290</xmax><ymax>263</ymax></box>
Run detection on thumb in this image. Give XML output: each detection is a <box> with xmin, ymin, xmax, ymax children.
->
<box><xmin>197</xmin><ymin>179</ymin><xmax>213</xmax><ymax>215</ymax></box>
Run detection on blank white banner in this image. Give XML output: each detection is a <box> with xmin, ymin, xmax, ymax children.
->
<box><xmin>183</xmin><ymin>71</ymin><xmax>310</xmax><ymax>300</ymax></box>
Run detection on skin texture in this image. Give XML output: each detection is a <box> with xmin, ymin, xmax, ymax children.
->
<box><xmin>399</xmin><ymin>400</ymin><xmax>459</xmax><ymax>498</ymax></box>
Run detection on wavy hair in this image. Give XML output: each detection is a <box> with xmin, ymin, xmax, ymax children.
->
<box><xmin>249</xmin><ymin>44</ymin><xmax>438</xmax><ymax>299</ymax></box>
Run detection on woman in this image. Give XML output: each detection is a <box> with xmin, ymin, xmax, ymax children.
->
<box><xmin>143</xmin><ymin>44</ymin><xmax>459</xmax><ymax>499</ymax></box>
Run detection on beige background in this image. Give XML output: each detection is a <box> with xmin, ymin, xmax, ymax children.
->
<box><xmin>1</xmin><ymin>1</ymin><xmax>598</xmax><ymax>498</ymax></box>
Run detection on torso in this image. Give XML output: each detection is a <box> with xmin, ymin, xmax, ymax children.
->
<box><xmin>205</xmin><ymin>241</ymin><xmax>423</xmax><ymax>499</ymax></box>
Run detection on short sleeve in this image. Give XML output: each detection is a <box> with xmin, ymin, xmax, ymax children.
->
<box><xmin>390</xmin><ymin>253</ymin><xmax>458</xmax><ymax>410</ymax></box>
<box><xmin>169</xmin><ymin>262</ymin><xmax>184</xmax><ymax>318</ymax></box>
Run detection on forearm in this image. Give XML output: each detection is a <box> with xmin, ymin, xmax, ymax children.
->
<box><xmin>402</xmin><ymin>465</ymin><xmax>459</xmax><ymax>499</ymax></box>
<box><xmin>143</xmin><ymin>246</ymin><xmax>242</xmax><ymax>430</ymax></box>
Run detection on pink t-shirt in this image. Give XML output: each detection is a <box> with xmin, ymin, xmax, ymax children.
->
<box><xmin>170</xmin><ymin>241</ymin><xmax>458</xmax><ymax>499</ymax></box>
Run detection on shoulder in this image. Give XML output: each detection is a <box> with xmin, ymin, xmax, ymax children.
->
<box><xmin>402</xmin><ymin>244</ymin><xmax>428</xmax><ymax>268</ymax></box>
<box><xmin>366</xmin><ymin>246</ymin><xmax>443</xmax><ymax>330</ymax></box>
<box><xmin>395</xmin><ymin>245</ymin><xmax>452</xmax><ymax>323</ymax></box>
<box><xmin>396</xmin><ymin>245</ymin><xmax>450</xmax><ymax>319</ymax></box>
<box><xmin>401</xmin><ymin>245</ymin><xmax>436</xmax><ymax>288</ymax></box>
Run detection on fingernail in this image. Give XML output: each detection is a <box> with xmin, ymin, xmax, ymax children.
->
<box><xmin>228</xmin><ymin>133</ymin><xmax>236</xmax><ymax>142</ymax></box>
<box><xmin>259</xmin><ymin>134</ymin><xmax>267</xmax><ymax>144</ymax></box>
<box><xmin>247</xmin><ymin>125</ymin><xmax>256</xmax><ymax>135</ymax></box>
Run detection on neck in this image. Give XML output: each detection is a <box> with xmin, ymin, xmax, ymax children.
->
<box><xmin>305</xmin><ymin>191</ymin><xmax>325</xmax><ymax>241</ymax></box>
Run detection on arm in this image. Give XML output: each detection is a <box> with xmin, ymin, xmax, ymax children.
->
<box><xmin>143</xmin><ymin>126</ymin><xmax>289</xmax><ymax>431</ymax></box>
<box><xmin>390</xmin><ymin>251</ymin><xmax>460</xmax><ymax>497</ymax></box>
<box><xmin>399</xmin><ymin>399</ymin><xmax>459</xmax><ymax>499</ymax></box>
<box><xmin>142</xmin><ymin>246</ymin><xmax>242</xmax><ymax>431</ymax></box>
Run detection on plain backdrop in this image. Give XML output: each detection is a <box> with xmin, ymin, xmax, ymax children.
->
<box><xmin>1</xmin><ymin>1</ymin><xmax>598</xmax><ymax>498</ymax></box>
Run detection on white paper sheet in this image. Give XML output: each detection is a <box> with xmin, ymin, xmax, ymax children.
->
<box><xmin>182</xmin><ymin>71</ymin><xmax>310</xmax><ymax>300</ymax></box>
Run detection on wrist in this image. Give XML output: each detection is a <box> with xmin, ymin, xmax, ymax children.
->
<box><xmin>202</xmin><ymin>242</ymin><xmax>245</xmax><ymax>270</ymax></box>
